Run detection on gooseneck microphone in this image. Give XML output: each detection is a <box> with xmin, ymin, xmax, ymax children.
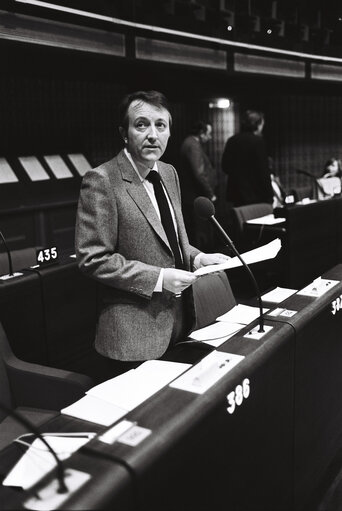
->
<box><xmin>295</xmin><ymin>169</ymin><xmax>326</xmax><ymax>197</ymax></box>
<box><xmin>194</xmin><ymin>196</ymin><xmax>265</xmax><ymax>333</ymax></box>
<box><xmin>0</xmin><ymin>401</ymin><xmax>68</xmax><ymax>494</ymax></box>
<box><xmin>0</xmin><ymin>230</ymin><xmax>13</xmax><ymax>276</ymax></box>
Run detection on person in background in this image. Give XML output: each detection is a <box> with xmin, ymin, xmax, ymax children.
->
<box><xmin>268</xmin><ymin>156</ymin><xmax>287</xmax><ymax>208</ymax></box>
<box><xmin>178</xmin><ymin>121</ymin><xmax>217</xmax><ymax>245</ymax></box>
<box><xmin>322</xmin><ymin>158</ymin><xmax>342</xmax><ymax>178</ymax></box>
<box><xmin>75</xmin><ymin>90</ymin><xmax>229</xmax><ymax>380</ymax></box>
<box><xmin>221</xmin><ymin>109</ymin><xmax>273</xmax><ymax>207</ymax></box>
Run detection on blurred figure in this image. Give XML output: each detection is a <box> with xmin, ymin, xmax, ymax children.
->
<box><xmin>271</xmin><ymin>173</ymin><xmax>287</xmax><ymax>208</ymax></box>
<box><xmin>322</xmin><ymin>158</ymin><xmax>342</xmax><ymax>178</ymax></box>
<box><xmin>221</xmin><ymin>110</ymin><xmax>273</xmax><ymax>207</ymax></box>
<box><xmin>178</xmin><ymin>121</ymin><xmax>217</xmax><ymax>245</ymax></box>
<box><xmin>269</xmin><ymin>157</ymin><xmax>287</xmax><ymax>208</ymax></box>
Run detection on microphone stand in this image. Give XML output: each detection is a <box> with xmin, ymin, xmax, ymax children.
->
<box><xmin>0</xmin><ymin>401</ymin><xmax>68</xmax><ymax>494</ymax></box>
<box><xmin>0</xmin><ymin>230</ymin><xmax>13</xmax><ymax>276</ymax></box>
<box><xmin>209</xmin><ymin>216</ymin><xmax>265</xmax><ymax>333</ymax></box>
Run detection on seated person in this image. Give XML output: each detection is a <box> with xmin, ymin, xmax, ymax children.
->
<box><xmin>322</xmin><ymin>158</ymin><xmax>342</xmax><ymax>178</ymax></box>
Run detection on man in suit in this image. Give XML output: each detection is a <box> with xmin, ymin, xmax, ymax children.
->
<box><xmin>75</xmin><ymin>90</ymin><xmax>229</xmax><ymax>378</ymax></box>
<box><xmin>221</xmin><ymin>110</ymin><xmax>273</xmax><ymax>207</ymax></box>
<box><xmin>178</xmin><ymin>121</ymin><xmax>217</xmax><ymax>246</ymax></box>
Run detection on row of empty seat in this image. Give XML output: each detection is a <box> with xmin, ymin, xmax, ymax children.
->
<box><xmin>0</xmin><ymin>153</ymin><xmax>92</xmax><ymax>184</ymax></box>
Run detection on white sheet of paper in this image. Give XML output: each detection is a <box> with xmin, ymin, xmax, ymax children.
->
<box><xmin>170</xmin><ymin>351</ymin><xmax>244</xmax><ymax>394</ymax></box>
<box><xmin>86</xmin><ymin>360</ymin><xmax>191</xmax><ymax>411</ymax></box>
<box><xmin>61</xmin><ymin>394</ymin><xmax>127</xmax><ymax>426</ymax></box>
<box><xmin>194</xmin><ymin>238</ymin><xmax>281</xmax><ymax>277</ymax></box>
<box><xmin>3</xmin><ymin>436</ymin><xmax>94</xmax><ymax>489</ymax></box>
<box><xmin>189</xmin><ymin>321</ymin><xmax>243</xmax><ymax>341</ymax></box>
<box><xmin>246</xmin><ymin>214</ymin><xmax>285</xmax><ymax>225</ymax></box>
<box><xmin>216</xmin><ymin>304</ymin><xmax>269</xmax><ymax>325</ymax></box>
<box><xmin>261</xmin><ymin>286</ymin><xmax>297</xmax><ymax>303</ymax></box>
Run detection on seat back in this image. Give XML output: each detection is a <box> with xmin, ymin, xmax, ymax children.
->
<box><xmin>192</xmin><ymin>271</ymin><xmax>236</xmax><ymax>330</ymax></box>
<box><xmin>0</xmin><ymin>247</ymin><xmax>38</xmax><ymax>276</ymax></box>
<box><xmin>232</xmin><ymin>203</ymin><xmax>274</xmax><ymax>235</ymax></box>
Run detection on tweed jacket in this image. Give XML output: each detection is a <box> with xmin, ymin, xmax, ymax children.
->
<box><xmin>75</xmin><ymin>150</ymin><xmax>200</xmax><ymax>361</ymax></box>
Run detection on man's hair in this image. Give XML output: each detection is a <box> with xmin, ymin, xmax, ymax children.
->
<box><xmin>241</xmin><ymin>110</ymin><xmax>264</xmax><ymax>132</ymax></box>
<box><xmin>118</xmin><ymin>90</ymin><xmax>172</xmax><ymax>130</ymax></box>
<box><xmin>190</xmin><ymin>121</ymin><xmax>210</xmax><ymax>136</ymax></box>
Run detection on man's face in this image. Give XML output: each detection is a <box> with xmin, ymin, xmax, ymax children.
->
<box><xmin>124</xmin><ymin>100</ymin><xmax>171</xmax><ymax>170</ymax></box>
<box><xmin>200</xmin><ymin>125</ymin><xmax>212</xmax><ymax>144</ymax></box>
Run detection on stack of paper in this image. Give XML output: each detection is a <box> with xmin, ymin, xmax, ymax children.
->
<box><xmin>61</xmin><ymin>360</ymin><xmax>191</xmax><ymax>426</ymax></box>
<box><xmin>261</xmin><ymin>287</ymin><xmax>297</xmax><ymax>303</ymax></box>
<box><xmin>194</xmin><ymin>238</ymin><xmax>281</xmax><ymax>277</ymax></box>
<box><xmin>216</xmin><ymin>304</ymin><xmax>268</xmax><ymax>325</ymax></box>
<box><xmin>189</xmin><ymin>321</ymin><xmax>243</xmax><ymax>347</ymax></box>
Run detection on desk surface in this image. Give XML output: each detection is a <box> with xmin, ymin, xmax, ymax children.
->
<box><xmin>2</xmin><ymin>265</ymin><xmax>342</xmax><ymax>510</ymax></box>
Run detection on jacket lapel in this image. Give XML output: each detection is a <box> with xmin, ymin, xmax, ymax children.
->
<box><xmin>117</xmin><ymin>151</ymin><xmax>171</xmax><ymax>251</ymax></box>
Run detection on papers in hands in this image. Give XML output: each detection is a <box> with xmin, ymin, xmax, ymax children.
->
<box><xmin>194</xmin><ymin>238</ymin><xmax>281</xmax><ymax>277</ymax></box>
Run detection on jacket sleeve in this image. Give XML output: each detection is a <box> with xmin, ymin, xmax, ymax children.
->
<box><xmin>75</xmin><ymin>169</ymin><xmax>161</xmax><ymax>300</ymax></box>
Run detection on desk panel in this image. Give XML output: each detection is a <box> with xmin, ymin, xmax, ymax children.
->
<box><xmin>265</xmin><ymin>264</ymin><xmax>342</xmax><ymax>510</ymax></box>
<box><xmin>277</xmin><ymin>198</ymin><xmax>341</xmax><ymax>288</ymax></box>
<box><xmin>0</xmin><ymin>271</ymin><xmax>47</xmax><ymax>363</ymax></box>
<box><xmin>34</xmin><ymin>259</ymin><xmax>98</xmax><ymax>373</ymax></box>
<box><xmin>84</xmin><ymin>320</ymin><xmax>295</xmax><ymax>511</ymax></box>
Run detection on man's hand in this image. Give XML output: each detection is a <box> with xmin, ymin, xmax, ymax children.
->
<box><xmin>163</xmin><ymin>268</ymin><xmax>198</xmax><ymax>296</ymax></box>
<box><xmin>197</xmin><ymin>252</ymin><xmax>230</xmax><ymax>268</ymax></box>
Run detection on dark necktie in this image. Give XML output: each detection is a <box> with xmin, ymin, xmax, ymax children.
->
<box><xmin>146</xmin><ymin>170</ymin><xmax>183</xmax><ymax>269</ymax></box>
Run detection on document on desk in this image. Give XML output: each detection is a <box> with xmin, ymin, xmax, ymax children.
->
<box><xmin>189</xmin><ymin>321</ymin><xmax>244</xmax><ymax>346</ymax></box>
<box><xmin>246</xmin><ymin>214</ymin><xmax>285</xmax><ymax>225</ymax></box>
<box><xmin>61</xmin><ymin>394</ymin><xmax>128</xmax><ymax>426</ymax></box>
<box><xmin>194</xmin><ymin>238</ymin><xmax>281</xmax><ymax>277</ymax></box>
<box><xmin>170</xmin><ymin>351</ymin><xmax>244</xmax><ymax>394</ymax></box>
<box><xmin>86</xmin><ymin>360</ymin><xmax>191</xmax><ymax>411</ymax></box>
<box><xmin>216</xmin><ymin>303</ymin><xmax>269</xmax><ymax>325</ymax></box>
<box><xmin>3</xmin><ymin>435</ymin><xmax>94</xmax><ymax>489</ymax></box>
<box><xmin>261</xmin><ymin>286</ymin><xmax>298</xmax><ymax>303</ymax></box>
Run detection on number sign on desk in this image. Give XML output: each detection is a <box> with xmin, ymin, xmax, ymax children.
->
<box><xmin>36</xmin><ymin>247</ymin><xmax>59</xmax><ymax>266</ymax></box>
<box><xmin>331</xmin><ymin>294</ymin><xmax>342</xmax><ymax>315</ymax></box>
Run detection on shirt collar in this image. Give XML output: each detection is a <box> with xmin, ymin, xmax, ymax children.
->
<box><xmin>124</xmin><ymin>148</ymin><xmax>158</xmax><ymax>182</ymax></box>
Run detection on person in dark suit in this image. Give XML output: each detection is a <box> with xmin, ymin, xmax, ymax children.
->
<box><xmin>221</xmin><ymin>110</ymin><xmax>273</xmax><ymax>207</ymax></box>
<box><xmin>75</xmin><ymin>90</ymin><xmax>229</xmax><ymax>378</ymax></box>
<box><xmin>178</xmin><ymin>121</ymin><xmax>217</xmax><ymax>246</ymax></box>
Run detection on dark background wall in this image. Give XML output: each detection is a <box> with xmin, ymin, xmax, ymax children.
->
<box><xmin>1</xmin><ymin>38</ymin><xmax>342</xmax><ymax>252</ymax></box>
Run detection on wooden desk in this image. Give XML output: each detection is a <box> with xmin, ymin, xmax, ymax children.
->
<box><xmin>275</xmin><ymin>197</ymin><xmax>342</xmax><ymax>288</ymax></box>
<box><xmin>2</xmin><ymin>266</ymin><xmax>342</xmax><ymax>510</ymax></box>
<box><xmin>264</xmin><ymin>264</ymin><xmax>342</xmax><ymax>510</ymax></box>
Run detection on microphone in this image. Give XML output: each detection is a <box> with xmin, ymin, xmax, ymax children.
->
<box><xmin>0</xmin><ymin>230</ymin><xmax>13</xmax><ymax>276</ymax></box>
<box><xmin>295</xmin><ymin>169</ymin><xmax>326</xmax><ymax>197</ymax></box>
<box><xmin>194</xmin><ymin>196</ymin><xmax>265</xmax><ymax>333</ymax></box>
<box><xmin>295</xmin><ymin>169</ymin><xmax>316</xmax><ymax>179</ymax></box>
<box><xmin>0</xmin><ymin>401</ymin><xmax>68</xmax><ymax>494</ymax></box>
